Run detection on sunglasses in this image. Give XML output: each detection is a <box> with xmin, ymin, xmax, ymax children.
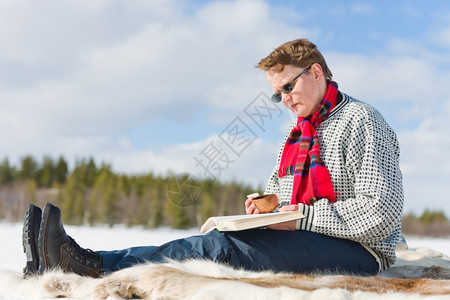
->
<box><xmin>271</xmin><ymin>66</ymin><xmax>311</xmax><ymax>103</ymax></box>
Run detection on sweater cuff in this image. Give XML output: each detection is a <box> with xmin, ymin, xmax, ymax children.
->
<box><xmin>295</xmin><ymin>203</ymin><xmax>315</xmax><ymax>231</ymax></box>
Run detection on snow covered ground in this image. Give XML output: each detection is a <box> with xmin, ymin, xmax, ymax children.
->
<box><xmin>0</xmin><ymin>222</ymin><xmax>449</xmax><ymax>299</ymax></box>
<box><xmin>0</xmin><ymin>222</ymin><xmax>201</xmax><ymax>272</ymax></box>
<box><xmin>0</xmin><ymin>221</ymin><xmax>449</xmax><ymax>273</ymax></box>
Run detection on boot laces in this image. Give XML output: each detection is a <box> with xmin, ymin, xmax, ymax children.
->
<box><xmin>68</xmin><ymin>236</ymin><xmax>101</xmax><ymax>266</ymax></box>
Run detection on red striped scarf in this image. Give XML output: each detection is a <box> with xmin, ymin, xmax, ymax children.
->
<box><xmin>278</xmin><ymin>81</ymin><xmax>338</xmax><ymax>205</ymax></box>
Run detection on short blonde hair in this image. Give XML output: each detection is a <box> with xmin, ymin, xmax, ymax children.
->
<box><xmin>256</xmin><ymin>38</ymin><xmax>333</xmax><ymax>80</ymax></box>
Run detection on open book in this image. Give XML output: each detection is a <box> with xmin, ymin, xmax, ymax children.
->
<box><xmin>200</xmin><ymin>211</ymin><xmax>305</xmax><ymax>234</ymax></box>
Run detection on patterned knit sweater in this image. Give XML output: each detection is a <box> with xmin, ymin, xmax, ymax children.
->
<box><xmin>264</xmin><ymin>93</ymin><xmax>404</xmax><ymax>272</ymax></box>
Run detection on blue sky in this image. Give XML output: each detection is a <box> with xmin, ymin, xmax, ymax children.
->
<box><xmin>1</xmin><ymin>0</ymin><xmax>450</xmax><ymax>217</ymax></box>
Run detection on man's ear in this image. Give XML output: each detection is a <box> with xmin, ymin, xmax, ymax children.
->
<box><xmin>311</xmin><ymin>63</ymin><xmax>324</xmax><ymax>82</ymax></box>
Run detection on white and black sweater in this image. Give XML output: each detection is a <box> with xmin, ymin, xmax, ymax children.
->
<box><xmin>264</xmin><ymin>93</ymin><xmax>404</xmax><ymax>272</ymax></box>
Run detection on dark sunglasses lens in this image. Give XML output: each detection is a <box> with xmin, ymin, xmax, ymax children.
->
<box><xmin>281</xmin><ymin>83</ymin><xmax>293</xmax><ymax>94</ymax></box>
<box><xmin>271</xmin><ymin>93</ymin><xmax>282</xmax><ymax>103</ymax></box>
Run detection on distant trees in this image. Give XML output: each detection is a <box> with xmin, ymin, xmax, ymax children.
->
<box><xmin>2</xmin><ymin>155</ymin><xmax>450</xmax><ymax>236</ymax></box>
<box><xmin>402</xmin><ymin>210</ymin><xmax>450</xmax><ymax>237</ymax></box>
<box><xmin>0</xmin><ymin>155</ymin><xmax>255</xmax><ymax>229</ymax></box>
<box><xmin>0</xmin><ymin>155</ymin><xmax>68</xmax><ymax>220</ymax></box>
<box><xmin>0</xmin><ymin>157</ymin><xmax>16</xmax><ymax>185</ymax></box>
<box><xmin>0</xmin><ymin>155</ymin><xmax>68</xmax><ymax>187</ymax></box>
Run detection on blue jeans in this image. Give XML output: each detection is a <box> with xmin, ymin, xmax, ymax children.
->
<box><xmin>98</xmin><ymin>229</ymin><xmax>379</xmax><ymax>275</ymax></box>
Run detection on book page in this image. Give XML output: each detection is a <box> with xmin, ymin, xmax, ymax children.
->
<box><xmin>200</xmin><ymin>212</ymin><xmax>304</xmax><ymax>234</ymax></box>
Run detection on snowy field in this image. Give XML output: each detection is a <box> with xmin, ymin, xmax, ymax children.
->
<box><xmin>0</xmin><ymin>222</ymin><xmax>449</xmax><ymax>299</ymax></box>
<box><xmin>0</xmin><ymin>222</ymin><xmax>201</xmax><ymax>273</ymax></box>
<box><xmin>0</xmin><ymin>221</ymin><xmax>449</xmax><ymax>273</ymax></box>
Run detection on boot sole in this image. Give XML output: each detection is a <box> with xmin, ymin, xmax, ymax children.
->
<box><xmin>22</xmin><ymin>204</ymin><xmax>41</xmax><ymax>277</ymax></box>
<box><xmin>38</xmin><ymin>203</ymin><xmax>54</xmax><ymax>275</ymax></box>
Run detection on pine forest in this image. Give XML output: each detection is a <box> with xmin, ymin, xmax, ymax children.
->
<box><xmin>0</xmin><ymin>155</ymin><xmax>449</xmax><ymax>236</ymax></box>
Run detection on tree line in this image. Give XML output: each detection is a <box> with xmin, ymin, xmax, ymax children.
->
<box><xmin>0</xmin><ymin>155</ymin><xmax>256</xmax><ymax>229</ymax></box>
<box><xmin>402</xmin><ymin>210</ymin><xmax>450</xmax><ymax>237</ymax></box>
<box><xmin>1</xmin><ymin>155</ymin><xmax>449</xmax><ymax>236</ymax></box>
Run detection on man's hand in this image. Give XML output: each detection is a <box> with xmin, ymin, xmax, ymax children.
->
<box><xmin>245</xmin><ymin>196</ymin><xmax>260</xmax><ymax>215</ymax></box>
<box><xmin>266</xmin><ymin>204</ymin><xmax>299</xmax><ymax>231</ymax></box>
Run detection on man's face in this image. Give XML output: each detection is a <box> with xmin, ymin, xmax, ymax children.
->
<box><xmin>266</xmin><ymin>64</ymin><xmax>325</xmax><ymax>117</ymax></box>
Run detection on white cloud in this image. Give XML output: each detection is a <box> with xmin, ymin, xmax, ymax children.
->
<box><xmin>327</xmin><ymin>3</ymin><xmax>375</xmax><ymax>17</ymax></box>
<box><xmin>327</xmin><ymin>52</ymin><xmax>446</xmax><ymax>104</ymax></box>
<box><xmin>351</xmin><ymin>3</ymin><xmax>376</xmax><ymax>15</ymax></box>
<box><xmin>0</xmin><ymin>0</ymin><xmax>320</xmax><ymax>157</ymax></box>
<box><xmin>1</xmin><ymin>0</ymin><xmax>309</xmax><ymax>135</ymax></box>
<box><xmin>0</xmin><ymin>0</ymin><xmax>303</xmax><ymax>183</ymax></box>
<box><xmin>398</xmin><ymin>114</ymin><xmax>450</xmax><ymax>215</ymax></box>
<box><xmin>99</xmin><ymin>133</ymin><xmax>281</xmax><ymax>188</ymax></box>
<box><xmin>430</xmin><ymin>25</ymin><xmax>450</xmax><ymax>48</ymax></box>
<box><xmin>401</xmin><ymin>4</ymin><xmax>424</xmax><ymax>18</ymax></box>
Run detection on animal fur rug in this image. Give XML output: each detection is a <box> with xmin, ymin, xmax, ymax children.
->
<box><xmin>0</xmin><ymin>246</ymin><xmax>449</xmax><ymax>300</ymax></box>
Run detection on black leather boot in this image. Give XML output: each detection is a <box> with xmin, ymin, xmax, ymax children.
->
<box><xmin>38</xmin><ymin>203</ymin><xmax>103</xmax><ymax>277</ymax></box>
<box><xmin>22</xmin><ymin>204</ymin><xmax>42</xmax><ymax>278</ymax></box>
